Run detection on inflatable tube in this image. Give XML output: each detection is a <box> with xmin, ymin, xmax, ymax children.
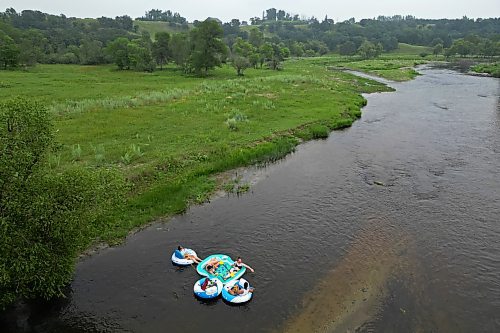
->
<box><xmin>171</xmin><ymin>249</ymin><xmax>197</xmax><ymax>266</ymax></box>
<box><xmin>196</xmin><ymin>254</ymin><xmax>246</xmax><ymax>284</ymax></box>
<box><xmin>222</xmin><ymin>278</ymin><xmax>253</xmax><ymax>304</ymax></box>
<box><xmin>193</xmin><ymin>277</ymin><xmax>223</xmax><ymax>299</ymax></box>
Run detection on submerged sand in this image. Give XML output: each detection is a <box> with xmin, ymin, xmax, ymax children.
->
<box><xmin>282</xmin><ymin>220</ymin><xmax>413</xmax><ymax>333</ymax></box>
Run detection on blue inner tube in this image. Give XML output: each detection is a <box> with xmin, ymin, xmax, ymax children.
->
<box><xmin>222</xmin><ymin>278</ymin><xmax>253</xmax><ymax>304</ymax></box>
<box><xmin>193</xmin><ymin>277</ymin><xmax>223</xmax><ymax>299</ymax></box>
<box><xmin>171</xmin><ymin>249</ymin><xmax>197</xmax><ymax>266</ymax></box>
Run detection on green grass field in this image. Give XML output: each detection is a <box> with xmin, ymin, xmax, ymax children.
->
<box><xmin>390</xmin><ymin>43</ymin><xmax>433</xmax><ymax>55</ymax></box>
<box><xmin>310</xmin><ymin>55</ymin><xmax>426</xmax><ymax>81</ymax></box>
<box><xmin>1</xmin><ymin>55</ymin><xmax>419</xmax><ymax>244</ymax></box>
<box><xmin>133</xmin><ymin>20</ymin><xmax>192</xmax><ymax>38</ymax></box>
<box><xmin>340</xmin><ymin>58</ymin><xmax>425</xmax><ymax>81</ymax></box>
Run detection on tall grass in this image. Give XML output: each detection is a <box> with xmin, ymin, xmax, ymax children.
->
<box><xmin>50</xmin><ymin>88</ymin><xmax>190</xmax><ymax>115</ymax></box>
<box><xmin>71</xmin><ymin>144</ymin><xmax>82</xmax><ymax>161</ymax></box>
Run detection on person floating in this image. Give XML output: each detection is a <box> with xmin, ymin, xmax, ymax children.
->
<box><xmin>233</xmin><ymin>256</ymin><xmax>255</xmax><ymax>273</ymax></box>
<box><xmin>175</xmin><ymin>245</ymin><xmax>202</xmax><ymax>264</ymax></box>
<box><xmin>204</xmin><ymin>257</ymin><xmax>221</xmax><ymax>269</ymax></box>
<box><xmin>228</xmin><ymin>279</ymin><xmax>254</xmax><ymax>295</ymax></box>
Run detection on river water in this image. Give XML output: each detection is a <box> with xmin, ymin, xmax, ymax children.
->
<box><xmin>1</xmin><ymin>67</ymin><xmax>499</xmax><ymax>332</ymax></box>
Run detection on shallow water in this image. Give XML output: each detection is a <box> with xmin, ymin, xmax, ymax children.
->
<box><xmin>1</xmin><ymin>67</ymin><xmax>499</xmax><ymax>332</ymax></box>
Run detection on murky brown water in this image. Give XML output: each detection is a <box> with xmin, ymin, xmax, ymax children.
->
<box><xmin>1</xmin><ymin>67</ymin><xmax>499</xmax><ymax>332</ymax></box>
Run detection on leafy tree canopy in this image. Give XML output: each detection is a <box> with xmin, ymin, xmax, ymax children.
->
<box><xmin>0</xmin><ymin>97</ymin><xmax>127</xmax><ymax>309</ymax></box>
<box><xmin>189</xmin><ymin>19</ymin><xmax>228</xmax><ymax>75</ymax></box>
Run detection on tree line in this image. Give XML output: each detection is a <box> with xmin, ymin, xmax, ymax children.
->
<box><xmin>0</xmin><ymin>8</ymin><xmax>135</xmax><ymax>67</ymax></box>
<box><xmin>1</xmin><ymin>7</ymin><xmax>499</xmax><ymax>73</ymax></box>
<box><xmin>136</xmin><ymin>9</ymin><xmax>187</xmax><ymax>24</ymax></box>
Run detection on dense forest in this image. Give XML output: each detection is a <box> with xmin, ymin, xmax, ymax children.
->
<box><xmin>1</xmin><ymin>7</ymin><xmax>499</xmax><ymax>73</ymax></box>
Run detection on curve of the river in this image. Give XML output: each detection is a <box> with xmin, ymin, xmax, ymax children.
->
<box><xmin>2</xmin><ymin>67</ymin><xmax>499</xmax><ymax>333</ymax></box>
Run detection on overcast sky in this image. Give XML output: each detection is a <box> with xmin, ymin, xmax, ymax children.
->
<box><xmin>1</xmin><ymin>0</ymin><xmax>499</xmax><ymax>22</ymax></box>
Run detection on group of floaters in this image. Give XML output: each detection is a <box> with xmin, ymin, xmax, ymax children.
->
<box><xmin>172</xmin><ymin>245</ymin><xmax>255</xmax><ymax>304</ymax></box>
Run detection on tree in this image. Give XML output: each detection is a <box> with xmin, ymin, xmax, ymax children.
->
<box><xmin>115</xmin><ymin>15</ymin><xmax>133</xmax><ymax>31</ymax></box>
<box><xmin>170</xmin><ymin>33</ymin><xmax>191</xmax><ymax>73</ymax></box>
<box><xmin>232</xmin><ymin>37</ymin><xmax>254</xmax><ymax>57</ymax></box>
<box><xmin>357</xmin><ymin>40</ymin><xmax>383</xmax><ymax>59</ymax></box>
<box><xmin>249</xmin><ymin>52</ymin><xmax>261</xmax><ymax>68</ymax></box>
<box><xmin>230</xmin><ymin>19</ymin><xmax>240</xmax><ymax>28</ymax></box>
<box><xmin>289</xmin><ymin>41</ymin><xmax>305</xmax><ymax>57</ymax></box>
<box><xmin>250</xmin><ymin>17</ymin><xmax>262</xmax><ymax>25</ymax></box>
<box><xmin>106</xmin><ymin>37</ymin><xmax>130</xmax><ymax>69</ymax></box>
<box><xmin>260</xmin><ymin>42</ymin><xmax>286</xmax><ymax>70</ymax></box>
<box><xmin>19</xmin><ymin>29</ymin><xmax>47</xmax><ymax>66</ymax></box>
<box><xmin>260</xmin><ymin>42</ymin><xmax>274</xmax><ymax>66</ymax></box>
<box><xmin>248</xmin><ymin>27</ymin><xmax>264</xmax><ymax>48</ymax></box>
<box><xmin>189</xmin><ymin>19</ymin><xmax>228</xmax><ymax>75</ymax></box>
<box><xmin>280</xmin><ymin>46</ymin><xmax>290</xmax><ymax>59</ymax></box>
<box><xmin>0</xmin><ymin>97</ymin><xmax>126</xmax><ymax>309</ymax></box>
<box><xmin>305</xmin><ymin>40</ymin><xmax>329</xmax><ymax>55</ymax></box>
<box><xmin>128</xmin><ymin>40</ymin><xmax>155</xmax><ymax>72</ymax></box>
<box><xmin>277</xmin><ymin>10</ymin><xmax>286</xmax><ymax>21</ymax></box>
<box><xmin>338</xmin><ymin>41</ymin><xmax>357</xmax><ymax>56</ymax></box>
<box><xmin>79</xmin><ymin>38</ymin><xmax>104</xmax><ymax>65</ymax></box>
<box><xmin>231</xmin><ymin>55</ymin><xmax>250</xmax><ymax>76</ymax></box>
<box><xmin>379</xmin><ymin>35</ymin><xmax>398</xmax><ymax>51</ymax></box>
<box><xmin>446</xmin><ymin>39</ymin><xmax>473</xmax><ymax>56</ymax></box>
<box><xmin>0</xmin><ymin>32</ymin><xmax>20</xmax><ymax>69</ymax></box>
<box><xmin>106</xmin><ymin>36</ymin><xmax>154</xmax><ymax>71</ymax></box>
<box><xmin>433</xmin><ymin>43</ymin><xmax>444</xmax><ymax>55</ymax></box>
<box><xmin>231</xmin><ymin>37</ymin><xmax>254</xmax><ymax>75</ymax></box>
<box><xmin>266</xmin><ymin>8</ymin><xmax>277</xmax><ymax>21</ymax></box>
<box><xmin>152</xmin><ymin>32</ymin><xmax>170</xmax><ymax>69</ymax></box>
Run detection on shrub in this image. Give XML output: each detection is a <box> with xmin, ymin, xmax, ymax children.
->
<box><xmin>225</xmin><ymin>110</ymin><xmax>248</xmax><ymax>131</ymax></box>
<box><xmin>225</xmin><ymin>117</ymin><xmax>239</xmax><ymax>131</ymax></box>
<box><xmin>0</xmin><ymin>97</ymin><xmax>127</xmax><ymax>309</ymax></box>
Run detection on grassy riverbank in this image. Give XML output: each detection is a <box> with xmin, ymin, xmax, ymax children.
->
<box><xmin>324</xmin><ymin>56</ymin><xmax>427</xmax><ymax>81</ymax></box>
<box><xmin>471</xmin><ymin>62</ymin><xmax>500</xmax><ymax>77</ymax></box>
<box><xmin>1</xmin><ymin>56</ymin><xmax>419</xmax><ymax>245</ymax></box>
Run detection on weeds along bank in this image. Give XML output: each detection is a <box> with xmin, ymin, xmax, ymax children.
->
<box><xmin>0</xmin><ymin>56</ymin><xmax>419</xmax><ymax>245</ymax></box>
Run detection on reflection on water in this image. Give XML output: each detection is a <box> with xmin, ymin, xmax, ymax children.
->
<box><xmin>1</xmin><ymin>68</ymin><xmax>499</xmax><ymax>333</ymax></box>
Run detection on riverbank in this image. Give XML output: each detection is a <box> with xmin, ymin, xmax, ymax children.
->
<box><xmin>1</xmin><ymin>56</ymin><xmax>420</xmax><ymax>248</ymax></box>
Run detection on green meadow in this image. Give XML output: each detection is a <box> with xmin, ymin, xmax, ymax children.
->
<box><xmin>134</xmin><ymin>20</ymin><xmax>193</xmax><ymax>37</ymax></box>
<box><xmin>1</xmin><ymin>56</ymin><xmax>420</xmax><ymax>244</ymax></box>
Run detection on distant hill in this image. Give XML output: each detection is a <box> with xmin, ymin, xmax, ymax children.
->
<box><xmin>133</xmin><ymin>20</ymin><xmax>193</xmax><ymax>38</ymax></box>
<box><xmin>390</xmin><ymin>43</ymin><xmax>433</xmax><ymax>55</ymax></box>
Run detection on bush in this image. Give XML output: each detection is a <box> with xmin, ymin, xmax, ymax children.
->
<box><xmin>0</xmin><ymin>97</ymin><xmax>127</xmax><ymax>309</ymax></box>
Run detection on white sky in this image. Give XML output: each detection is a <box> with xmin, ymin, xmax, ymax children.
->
<box><xmin>1</xmin><ymin>0</ymin><xmax>499</xmax><ymax>22</ymax></box>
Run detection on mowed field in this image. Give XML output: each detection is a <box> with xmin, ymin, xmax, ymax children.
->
<box><xmin>0</xmin><ymin>56</ymin><xmax>418</xmax><ymax>242</ymax></box>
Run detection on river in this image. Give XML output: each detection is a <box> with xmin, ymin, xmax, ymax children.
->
<box><xmin>1</xmin><ymin>66</ymin><xmax>499</xmax><ymax>332</ymax></box>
